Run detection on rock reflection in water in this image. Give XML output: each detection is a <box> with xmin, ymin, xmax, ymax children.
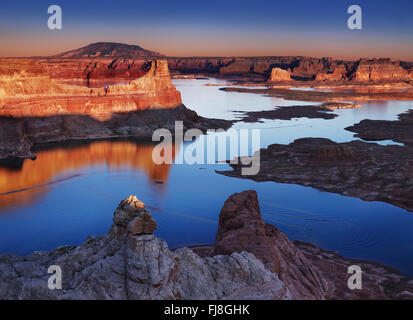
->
<box><xmin>0</xmin><ymin>139</ymin><xmax>178</xmax><ymax>210</ymax></box>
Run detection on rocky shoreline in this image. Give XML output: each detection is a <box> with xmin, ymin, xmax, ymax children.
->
<box><xmin>347</xmin><ymin>109</ymin><xmax>413</xmax><ymax>147</ymax></box>
<box><xmin>234</xmin><ymin>103</ymin><xmax>360</xmax><ymax>122</ymax></box>
<box><xmin>0</xmin><ymin>105</ymin><xmax>233</xmax><ymax>162</ymax></box>
<box><xmin>1</xmin><ymin>192</ymin><xmax>411</xmax><ymax>300</ymax></box>
<box><xmin>220</xmin><ymin>109</ymin><xmax>413</xmax><ymax>212</ymax></box>
<box><xmin>220</xmin><ymin>86</ymin><xmax>413</xmax><ymax>103</ymax></box>
<box><xmin>219</xmin><ymin>137</ymin><xmax>413</xmax><ymax>212</ymax></box>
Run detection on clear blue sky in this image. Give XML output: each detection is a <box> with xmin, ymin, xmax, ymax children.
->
<box><xmin>0</xmin><ymin>0</ymin><xmax>412</xmax><ymax>59</ymax></box>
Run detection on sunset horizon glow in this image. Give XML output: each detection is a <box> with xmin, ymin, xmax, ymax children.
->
<box><xmin>1</xmin><ymin>0</ymin><xmax>412</xmax><ymax>60</ymax></box>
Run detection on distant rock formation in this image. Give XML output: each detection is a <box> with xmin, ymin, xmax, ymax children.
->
<box><xmin>41</xmin><ymin>58</ymin><xmax>148</xmax><ymax>81</ymax></box>
<box><xmin>351</xmin><ymin>58</ymin><xmax>409</xmax><ymax>82</ymax></box>
<box><xmin>267</xmin><ymin>67</ymin><xmax>292</xmax><ymax>82</ymax></box>
<box><xmin>51</xmin><ymin>42</ymin><xmax>164</xmax><ymax>59</ymax></box>
<box><xmin>0</xmin><ymin>195</ymin><xmax>291</xmax><ymax>300</ymax></box>
<box><xmin>219</xmin><ymin>137</ymin><xmax>413</xmax><ymax>212</ymax></box>
<box><xmin>219</xmin><ymin>59</ymin><xmax>253</xmax><ymax>74</ymax></box>
<box><xmin>315</xmin><ymin>64</ymin><xmax>347</xmax><ymax>81</ymax></box>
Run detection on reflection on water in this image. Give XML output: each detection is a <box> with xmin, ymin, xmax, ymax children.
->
<box><xmin>0</xmin><ymin>140</ymin><xmax>177</xmax><ymax>211</ymax></box>
<box><xmin>0</xmin><ymin>78</ymin><xmax>413</xmax><ymax>276</ymax></box>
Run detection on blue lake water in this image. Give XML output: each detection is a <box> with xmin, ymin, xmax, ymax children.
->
<box><xmin>0</xmin><ymin>78</ymin><xmax>412</xmax><ymax>276</ymax></box>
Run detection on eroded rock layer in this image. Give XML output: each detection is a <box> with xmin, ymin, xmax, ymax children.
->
<box><xmin>1</xmin><ymin>192</ymin><xmax>411</xmax><ymax>300</ymax></box>
<box><xmin>0</xmin><ymin>195</ymin><xmax>291</xmax><ymax>300</ymax></box>
<box><xmin>0</xmin><ymin>59</ymin><xmax>182</xmax><ymax>120</ymax></box>
<box><xmin>206</xmin><ymin>190</ymin><xmax>413</xmax><ymax>300</ymax></box>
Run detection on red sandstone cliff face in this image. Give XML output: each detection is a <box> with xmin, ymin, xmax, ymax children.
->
<box><xmin>39</xmin><ymin>58</ymin><xmax>148</xmax><ymax>81</ymax></box>
<box><xmin>350</xmin><ymin>58</ymin><xmax>409</xmax><ymax>82</ymax></box>
<box><xmin>0</xmin><ymin>59</ymin><xmax>182</xmax><ymax>120</ymax></box>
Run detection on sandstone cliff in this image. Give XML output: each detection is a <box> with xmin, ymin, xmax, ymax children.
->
<box><xmin>315</xmin><ymin>64</ymin><xmax>347</xmax><ymax>81</ymax></box>
<box><xmin>267</xmin><ymin>67</ymin><xmax>292</xmax><ymax>82</ymax></box>
<box><xmin>0</xmin><ymin>58</ymin><xmax>233</xmax><ymax>160</ymax></box>
<box><xmin>0</xmin><ymin>59</ymin><xmax>182</xmax><ymax>120</ymax></box>
<box><xmin>350</xmin><ymin>58</ymin><xmax>409</xmax><ymax>82</ymax></box>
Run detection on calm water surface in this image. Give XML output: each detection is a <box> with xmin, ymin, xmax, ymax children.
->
<box><xmin>1</xmin><ymin>78</ymin><xmax>413</xmax><ymax>276</ymax></box>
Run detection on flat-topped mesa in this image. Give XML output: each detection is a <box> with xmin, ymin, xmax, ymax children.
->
<box><xmin>267</xmin><ymin>67</ymin><xmax>293</xmax><ymax>82</ymax></box>
<box><xmin>0</xmin><ymin>59</ymin><xmax>182</xmax><ymax>120</ymax></box>
<box><xmin>350</xmin><ymin>58</ymin><xmax>410</xmax><ymax>82</ymax></box>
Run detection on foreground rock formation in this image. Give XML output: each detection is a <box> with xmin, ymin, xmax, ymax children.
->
<box><xmin>213</xmin><ymin>191</ymin><xmax>327</xmax><ymax>299</ymax></box>
<box><xmin>1</xmin><ymin>192</ymin><xmax>411</xmax><ymax>300</ymax></box>
<box><xmin>209</xmin><ymin>191</ymin><xmax>413</xmax><ymax>300</ymax></box>
<box><xmin>0</xmin><ymin>195</ymin><xmax>291</xmax><ymax>300</ymax></box>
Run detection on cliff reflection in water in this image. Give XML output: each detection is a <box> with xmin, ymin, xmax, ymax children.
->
<box><xmin>0</xmin><ymin>140</ymin><xmax>178</xmax><ymax>210</ymax></box>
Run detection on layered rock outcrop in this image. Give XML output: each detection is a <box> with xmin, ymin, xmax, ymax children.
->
<box><xmin>213</xmin><ymin>190</ymin><xmax>328</xmax><ymax>299</ymax></box>
<box><xmin>210</xmin><ymin>190</ymin><xmax>413</xmax><ymax>300</ymax></box>
<box><xmin>40</xmin><ymin>58</ymin><xmax>148</xmax><ymax>81</ymax></box>
<box><xmin>0</xmin><ymin>59</ymin><xmax>182</xmax><ymax>120</ymax></box>
<box><xmin>1</xmin><ymin>192</ymin><xmax>411</xmax><ymax>300</ymax></box>
<box><xmin>0</xmin><ymin>195</ymin><xmax>291</xmax><ymax>300</ymax></box>
<box><xmin>315</xmin><ymin>64</ymin><xmax>347</xmax><ymax>81</ymax></box>
<box><xmin>351</xmin><ymin>58</ymin><xmax>409</xmax><ymax>82</ymax></box>
<box><xmin>267</xmin><ymin>67</ymin><xmax>292</xmax><ymax>82</ymax></box>
<box><xmin>0</xmin><ymin>58</ymin><xmax>233</xmax><ymax>160</ymax></box>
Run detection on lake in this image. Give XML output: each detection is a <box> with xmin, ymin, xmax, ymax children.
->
<box><xmin>0</xmin><ymin>78</ymin><xmax>412</xmax><ymax>276</ymax></box>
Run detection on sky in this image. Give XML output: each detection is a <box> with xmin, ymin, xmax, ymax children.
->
<box><xmin>0</xmin><ymin>0</ymin><xmax>412</xmax><ymax>60</ymax></box>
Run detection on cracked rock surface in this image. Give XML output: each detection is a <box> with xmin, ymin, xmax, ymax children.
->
<box><xmin>0</xmin><ymin>195</ymin><xmax>290</xmax><ymax>300</ymax></box>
